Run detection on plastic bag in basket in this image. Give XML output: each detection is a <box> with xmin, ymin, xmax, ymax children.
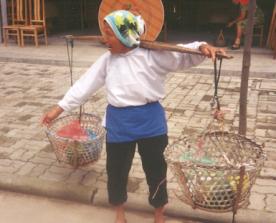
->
<box><xmin>57</xmin><ymin>120</ymin><xmax>88</xmax><ymax>140</ymax></box>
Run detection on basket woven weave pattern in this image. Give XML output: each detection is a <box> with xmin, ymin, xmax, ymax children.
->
<box><xmin>46</xmin><ymin>113</ymin><xmax>105</xmax><ymax>167</ymax></box>
<box><xmin>166</xmin><ymin>131</ymin><xmax>265</xmax><ymax>212</ymax></box>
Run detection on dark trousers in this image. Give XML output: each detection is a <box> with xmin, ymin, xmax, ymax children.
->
<box><xmin>106</xmin><ymin>134</ymin><xmax>168</xmax><ymax>208</ymax></box>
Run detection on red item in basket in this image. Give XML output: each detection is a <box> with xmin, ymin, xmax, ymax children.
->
<box><xmin>239</xmin><ymin>0</ymin><xmax>249</xmax><ymax>5</ymax></box>
<box><xmin>57</xmin><ymin>120</ymin><xmax>88</xmax><ymax>140</ymax></box>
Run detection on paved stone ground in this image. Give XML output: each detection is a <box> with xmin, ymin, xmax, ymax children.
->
<box><xmin>0</xmin><ymin>58</ymin><xmax>275</xmax><ymax>221</ymax></box>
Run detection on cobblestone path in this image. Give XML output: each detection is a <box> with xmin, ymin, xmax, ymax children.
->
<box><xmin>0</xmin><ymin>61</ymin><xmax>275</xmax><ymax>213</ymax></box>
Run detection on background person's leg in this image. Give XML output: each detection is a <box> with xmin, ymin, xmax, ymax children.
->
<box><xmin>232</xmin><ymin>21</ymin><xmax>244</xmax><ymax>49</ymax></box>
<box><xmin>232</xmin><ymin>19</ymin><xmax>247</xmax><ymax>49</ymax></box>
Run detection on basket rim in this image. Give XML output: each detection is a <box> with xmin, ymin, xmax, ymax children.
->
<box><xmin>166</xmin><ymin>131</ymin><xmax>266</xmax><ymax>171</ymax></box>
<box><xmin>45</xmin><ymin>112</ymin><xmax>105</xmax><ymax>143</ymax></box>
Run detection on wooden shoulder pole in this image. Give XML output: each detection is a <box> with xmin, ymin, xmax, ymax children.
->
<box><xmin>64</xmin><ymin>35</ymin><xmax>233</xmax><ymax>60</ymax></box>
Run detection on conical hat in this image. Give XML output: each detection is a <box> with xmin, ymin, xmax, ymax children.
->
<box><xmin>98</xmin><ymin>0</ymin><xmax>164</xmax><ymax>41</ymax></box>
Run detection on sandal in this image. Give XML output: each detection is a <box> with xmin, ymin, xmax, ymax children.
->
<box><xmin>115</xmin><ymin>219</ymin><xmax>127</xmax><ymax>223</ymax></box>
<box><xmin>231</xmin><ymin>43</ymin><xmax>240</xmax><ymax>50</ymax></box>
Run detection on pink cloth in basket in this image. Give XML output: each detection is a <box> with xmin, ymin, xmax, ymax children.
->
<box><xmin>57</xmin><ymin>120</ymin><xmax>88</xmax><ymax>140</ymax></box>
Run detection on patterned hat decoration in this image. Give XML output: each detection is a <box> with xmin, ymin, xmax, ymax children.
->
<box><xmin>104</xmin><ymin>10</ymin><xmax>146</xmax><ymax>48</ymax></box>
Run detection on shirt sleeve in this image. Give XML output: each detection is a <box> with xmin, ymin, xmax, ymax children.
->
<box><xmin>148</xmin><ymin>41</ymin><xmax>206</xmax><ymax>75</ymax></box>
<box><xmin>58</xmin><ymin>52</ymin><xmax>109</xmax><ymax>111</ymax></box>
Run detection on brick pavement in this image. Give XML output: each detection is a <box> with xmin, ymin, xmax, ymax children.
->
<box><xmin>0</xmin><ymin>42</ymin><xmax>276</xmax><ymax>222</ymax></box>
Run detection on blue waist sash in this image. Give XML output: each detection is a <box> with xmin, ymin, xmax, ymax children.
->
<box><xmin>106</xmin><ymin>102</ymin><xmax>167</xmax><ymax>143</ymax></box>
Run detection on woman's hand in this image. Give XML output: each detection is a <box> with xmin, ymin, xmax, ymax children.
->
<box><xmin>199</xmin><ymin>44</ymin><xmax>226</xmax><ymax>62</ymax></box>
<box><xmin>41</xmin><ymin>105</ymin><xmax>64</xmax><ymax>126</ymax></box>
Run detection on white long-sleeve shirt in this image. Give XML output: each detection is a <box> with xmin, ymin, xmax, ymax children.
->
<box><xmin>58</xmin><ymin>41</ymin><xmax>206</xmax><ymax>111</ymax></box>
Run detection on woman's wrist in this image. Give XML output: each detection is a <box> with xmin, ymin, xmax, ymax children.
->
<box><xmin>41</xmin><ymin>105</ymin><xmax>64</xmax><ymax>125</ymax></box>
<box><xmin>53</xmin><ymin>105</ymin><xmax>64</xmax><ymax>116</ymax></box>
<box><xmin>199</xmin><ymin>43</ymin><xmax>209</xmax><ymax>52</ymax></box>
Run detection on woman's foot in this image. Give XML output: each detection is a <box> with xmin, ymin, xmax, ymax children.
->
<box><xmin>114</xmin><ymin>205</ymin><xmax>127</xmax><ymax>223</ymax></box>
<box><xmin>115</xmin><ymin>219</ymin><xmax>127</xmax><ymax>223</ymax></box>
<box><xmin>154</xmin><ymin>217</ymin><xmax>165</xmax><ymax>223</ymax></box>
<box><xmin>154</xmin><ymin>206</ymin><xmax>166</xmax><ymax>223</ymax></box>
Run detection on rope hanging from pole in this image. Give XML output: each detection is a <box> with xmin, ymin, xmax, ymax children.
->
<box><xmin>66</xmin><ymin>36</ymin><xmax>74</xmax><ymax>86</ymax></box>
<box><xmin>66</xmin><ymin>36</ymin><xmax>83</xmax><ymax>122</ymax></box>
<box><xmin>211</xmin><ymin>57</ymin><xmax>223</xmax><ymax>111</ymax></box>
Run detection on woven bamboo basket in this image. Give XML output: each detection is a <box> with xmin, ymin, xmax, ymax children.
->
<box><xmin>46</xmin><ymin>113</ymin><xmax>105</xmax><ymax>168</ymax></box>
<box><xmin>166</xmin><ymin>131</ymin><xmax>265</xmax><ymax>212</ymax></box>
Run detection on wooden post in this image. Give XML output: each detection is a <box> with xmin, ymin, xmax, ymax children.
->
<box><xmin>239</xmin><ymin>0</ymin><xmax>256</xmax><ymax>136</ymax></box>
<box><xmin>0</xmin><ymin>0</ymin><xmax>8</xmax><ymax>43</ymax></box>
<box><xmin>266</xmin><ymin>2</ymin><xmax>276</xmax><ymax>48</ymax></box>
<box><xmin>0</xmin><ymin>12</ymin><xmax>1</xmax><ymax>43</ymax></box>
